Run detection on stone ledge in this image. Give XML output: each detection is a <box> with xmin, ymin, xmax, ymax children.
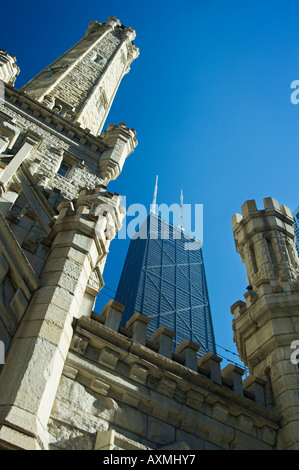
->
<box><xmin>3</xmin><ymin>84</ymin><xmax>109</xmax><ymax>154</ymax></box>
<box><xmin>70</xmin><ymin>313</ymin><xmax>281</xmax><ymax>430</ymax></box>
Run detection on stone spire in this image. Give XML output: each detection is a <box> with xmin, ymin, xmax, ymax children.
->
<box><xmin>150</xmin><ymin>175</ymin><xmax>158</xmax><ymax>214</ymax></box>
<box><xmin>21</xmin><ymin>17</ymin><xmax>139</xmax><ymax>136</ymax></box>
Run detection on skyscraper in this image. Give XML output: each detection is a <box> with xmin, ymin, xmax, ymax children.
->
<box><xmin>293</xmin><ymin>206</ymin><xmax>299</xmax><ymax>255</ymax></box>
<box><xmin>115</xmin><ymin>181</ymin><xmax>216</xmax><ymax>357</ymax></box>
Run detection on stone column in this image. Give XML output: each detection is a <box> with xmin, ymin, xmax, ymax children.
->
<box><xmin>0</xmin><ymin>132</ymin><xmax>40</xmax><ymax>194</ymax></box>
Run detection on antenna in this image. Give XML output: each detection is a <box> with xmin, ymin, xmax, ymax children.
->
<box><xmin>180</xmin><ymin>187</ymin><xmax>184</xmax><ymax>230</ymax></box>
<box><xmin>151</xmin><ymin>175</ymin><xmax>158</xmax><ymax>214</ymax></box>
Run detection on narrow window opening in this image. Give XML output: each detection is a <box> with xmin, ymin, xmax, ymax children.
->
<box><xmin>286</xmin><ymin>241</ymin><xmax>297</xmax><ymax>268</ymax></box>
<box><xmin>57</xmin><ymin>161</ymin><xmax>71</xmax><ymax>177</ymax></box>
<box><xmin>249</xmin><ymin>244</ymin><xmax>258</xmax><ymax>274</ymax></box>
<box><xmin>53</xmin><ymin>104</ymin><xmax>63</xmax><ymax>114</ymax></box>
<box><xmin>266</xmin><ymin>237</ymin><xmax>277</xmax><ymax>265</ymax></box>
<box><xmin>93</xmin><ymin>54</ymin><xmax>105</xmax><ymax>65</ymax></box>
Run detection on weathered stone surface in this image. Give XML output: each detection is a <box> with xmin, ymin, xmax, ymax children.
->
<box><xmin>0</xmin><ymin>18</ymin><xmax>299</xmax><ymax>452</ymax></box>
<box><xmin>232</xmin><ymin>198</ymin><xmax>299</xmax><ymax>449</ymax></box>
<box><xmin>0</xmin><ymin>16</ymin><xmax>138</xmax><ymax>450</ymax></box>
<box><xmin>45</xmin><ymin>313</ymin><xmax>279</xmax><ymax>450</ymax></box>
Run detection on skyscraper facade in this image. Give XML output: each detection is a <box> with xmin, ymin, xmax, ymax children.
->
<box><xmin>115</xmin><ymin>211</ymin><xmax>216</xmax><ymax>357</ymax></box>
<box><xmin>293</xmin><ymin>206</ymin><xmax>299</xmax><ymax>255</ymax></box>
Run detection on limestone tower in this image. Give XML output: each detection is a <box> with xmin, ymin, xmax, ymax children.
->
<box><xmin>0</xmin><ymin>17</ymin><xmax>138</xmax><ymax>449</ymax></box>
<box><xmin>21</xmin><ymin>17</ymin><xmax>139</xmax><ymax>136</ymax></box>
<box><xmin>231</xmin><ymin>198</ymin><xmax>299</xmax><ymax>450</ymax></box>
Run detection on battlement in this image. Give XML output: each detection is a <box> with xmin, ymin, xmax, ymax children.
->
<box><xmin>231</xmin><ymin>198</ymin><xmax>299</xmax><ymax>449</ymax></box>
<box><xmin>86</xmin><ymin>300</ymin><xmax>269</xmax><ymax>405</ymax></box>
<box><xmin>50</xmin><ymin>298</ymin><xmax>280</xmax><ymax>449</ymax></box>
<box><xmin>232</xmin><ymin>197</ymin><xmax>294</xmax><ymax>237</ymax></box>
<box><xmin>231</xmin><ymin>197</ymin><xmax>299</xmax><ymax>294</ymax></box>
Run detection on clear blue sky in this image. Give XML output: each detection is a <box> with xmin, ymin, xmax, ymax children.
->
<box><xmin>3</xmin><ymin>0</ymin><xmax>299</xmax><ymax>367</ymax></box>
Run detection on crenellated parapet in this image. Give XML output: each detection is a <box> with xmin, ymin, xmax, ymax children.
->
<box><xmin>232</xmin><ymin>197</ymin><xmax>299</xmax><ymax>295</ymax></box>
<box><xmin>49</xmin><ymin>298</ymin><xmax>280</xmax><ymax>450</ymax></box>
<box><xmin>94</xmin><ymin>301</ymin><xmax>270</xmax><ymax>407</ymax></box>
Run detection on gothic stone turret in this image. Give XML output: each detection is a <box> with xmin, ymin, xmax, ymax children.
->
<box><xmin>0</xmin><ymin>17</ymin><xmax>138</xmax><ymax>449</ymax></box>
<box><xmin>21</xmin><ymin>17</ymin><xmax>139</xmax><ymax>136</ymax></box>
<box><xmin>0</xmin><ymin>49</ymin><xmax>19</xmax><ymax>86</ymax></box>
<box><xmin>231</xmin><ymin>197</ymin><xmax>299</xmax><ymax>450</ymax></box>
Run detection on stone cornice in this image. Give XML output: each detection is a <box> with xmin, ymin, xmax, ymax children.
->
<box><xmin>69</xmin><ymin>313</ymin><xmax>280</xmax><ymax>431</ymax></box>
<box><xmin>2</xmin><ymin>83</ymin><xmax>110</xmax><ymax>155</ymax></box>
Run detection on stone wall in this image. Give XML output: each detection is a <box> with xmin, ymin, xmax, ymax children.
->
<box><xmin>21</xmin><ymin>18</ymin><xmax>139</xmax><ymax>136</ymax></box>
<box><xmin>231</xmin><ymin>198</ymin><xmax>299</xmax><ymax>450</ymax></box>
<box><xmin>47</xmin><ymin>301</ymin><xmax>280</xmax><ymax>450</ymax></box>
<box><xmin>0</xmin><ymin>20</ymin><xmax>138</xmax><ymax>449</ymax></box>
<box><xmin>1</xmin><ymin>18</ymin><xmax>299</xmax><ymax>451</ymax></box>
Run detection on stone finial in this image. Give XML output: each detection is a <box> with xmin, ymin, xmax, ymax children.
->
<box><xmin>75</xmin><ymin>186</ymin><xmax>125</xmax><ymax>245</ymax></box>
<box><xmin>151</xmin><ymin>327</ymin><xmax>175</xmax><ymax>359</ymax></box>
<box><xmin>101</xmin><ymin>300</ymin><xmax>125</xmax><ymax>331</ymax></box>
<box><xmin>0</xmin><ymin>49</ymin><xmax>20</xmax><ymax>86</ymax></box>
<box><xmin>197</xmin><ymin>353</ymin><xmax>222</xmax><ymax>384</ymax></box>
<box><xmin>48</xmin><ymin>188</ymin><xmax>126</xmax><ymax>278</ymax></box>
<box><xmin>121</xmin><ymin>26</ymin><xmax>136</xmax><ymax>42</ymax></box>
<box><xmin>105</xmin><ymin>17</ymin><xmax>121</xmax><ymax>29</ymax></box>
<box><xmin>221</xmin><ymin>363</ymin><xmax>245</xmax><ymax>396</ymax></box>
<box><xmin>125</xmin><ymin>312</ymin><xmax>150</xmax><ymax>346</ymax></box>
<box><xmin>175</xmin><ymin>340</ymin><xmax>200</xmax><ymax>371</ymax></box>
<box><xmin>243</xmin><ymin>376</ymin><xmax>266</xmax><ymax>407</ymax></box>
<box><xmin>82</xmin><ymin>18</ymin><xmax>120</xmax><ymax>39</ymax></box>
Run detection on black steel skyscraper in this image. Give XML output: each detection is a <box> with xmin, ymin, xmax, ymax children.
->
<box><xmin>115</xmin><ymin>180</ymin><xmax>216</xmax><ymax>357</ymax></box>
